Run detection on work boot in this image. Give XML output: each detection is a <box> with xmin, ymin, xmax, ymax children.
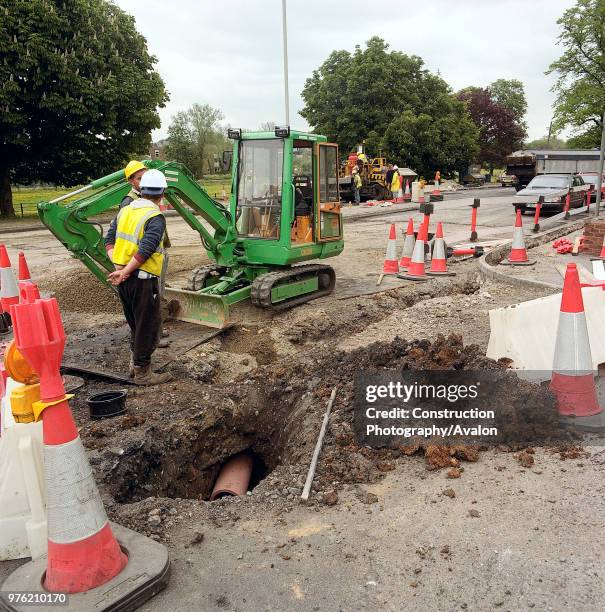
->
<box><xmin>133</xmin><ymin>364</ymin><xmax>173</xmax><ymax>386</ymax></box>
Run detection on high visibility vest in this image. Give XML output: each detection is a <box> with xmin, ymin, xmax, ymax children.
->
<box><xmin>112</xmin><ymin>202</ymin><xmax>164</xmax><ymax>276</ymax></box>
<box><xmin>120</xmin><ymin>188</ymin><xmax>140</xmax><ymax>210</ymax></box>
<box><xmin>391</xmin><ymin>172</ymin><xmax>400</xmax><ymax>191</ymax></box>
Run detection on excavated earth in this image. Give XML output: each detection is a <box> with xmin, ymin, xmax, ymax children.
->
<box><xmin>42</xmin><ymin>266</ymin><xmax>589</xmax><ymax>539</ymax></box>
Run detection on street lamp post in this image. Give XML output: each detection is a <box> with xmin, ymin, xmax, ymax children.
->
<box><xmin>595</xmin><ymin>109</ymin><xmax>605</xmax><ymax>218</ymax></box>
<box><xmin>281</xmin><ymin>0</ymin><xmax>290</xmax><ymax>126</ymax></box>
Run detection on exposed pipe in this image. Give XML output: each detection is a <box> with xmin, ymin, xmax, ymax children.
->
<box><xmin>301</xmin><ymin>388</ymin><xmax>337</xmax><ymax>501</ymax></box>
<box><xmin>210</xmin><ymin>452</ymin><xmax>254</xmax><ymax>500</ymax></box>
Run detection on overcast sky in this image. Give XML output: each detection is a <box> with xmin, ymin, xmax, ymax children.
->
<box><xmin>115</xmin><ymin>0</ymin><xmax>576</xmax><ymax>143</ymax></box>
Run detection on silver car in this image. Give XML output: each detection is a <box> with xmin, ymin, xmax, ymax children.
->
<box><xmin>512</xmin><ymin>173</ymin><xmax>589</xmax><ymax>213</ymax></box>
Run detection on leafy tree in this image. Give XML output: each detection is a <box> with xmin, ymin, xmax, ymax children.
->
<box><xmin>164</xmin><ymin>104</ymin><xmax>227</xmax><ymax>177</ymax></box>
<box><xmin>259</xmin><ymin>121</ymin><xmax>276</xmax><ymax>131</ymax></box>
<box><xmin>547</xmin><ymin>0</ymin><xmax>605</xmax><ymax>146</ymax></box>
<box><xmin>524</xmin><ymin>135</ymin><xmax>568</xmax><ymax>150</ymax></box>
<box><xmin>456</xmin><ymin>88</ymin><xmax>526</xmax><ymax>168</ymax></box>
<box><xmin>567</xmin><ymin>128</ymin><xmax>601</xmax><ymax>149</ymax></box>
<box><xmin>382</xmin><ymin>99</ymin><xmax>479</xmax><ymax>178</ymax></box>
<box><xmin>0</xmin><ymin>0</ymin><xmax>168</xmax><ymax>217</ymax></box>
<box><xmin>300</xmin><ymin>37</ymin><xmax>479</xmax><ymax>176</ymax></box>
<box><xmin>489</xmin><ymin>79</ymin><xmax>528</xmax><ymax>129</ymax></box>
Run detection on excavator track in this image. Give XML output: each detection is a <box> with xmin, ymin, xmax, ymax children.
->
<box><xmin>185</xmin><ymin>264</ymin><xmax>227</xmax><ymax>291</ymax></box>
<box><xmin>250</xmin><ymin>264</ymin><xmax>335</xmax><ymax>311</ymax></box>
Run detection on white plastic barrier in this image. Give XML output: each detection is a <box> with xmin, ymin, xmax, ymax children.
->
<box><xmin>411</xmin><ymin>181</ymin><xmax>424</xmax><ymax>203</ymax></box>
<box><xmin>0</xmin><ymin>377</ymin><xmax>47</xmax><ymax>560</ymax></box>
<box><xmin>487</xmin><ymin>286</ymin><xmax>605</xmax><ymax>378</ymax></box>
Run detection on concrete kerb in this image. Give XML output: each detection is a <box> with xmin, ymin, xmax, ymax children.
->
<box><xmin>344</xmin><ymin>204</ymin><xmax>417</xmax><ymax>223</ymax></box>
<box><xmin>478</xmin><ymin>218</ymin><xmax>588</xmax><ymax>291</ymax></box>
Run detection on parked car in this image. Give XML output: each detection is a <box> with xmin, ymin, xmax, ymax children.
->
<box><xmin>499</xmin><ymin>172</ymin><xmax>518</xmax><ymax>187</ymax></box>
<box><xmin>512</xmin><ymin>173</ymin><xmax>589</xmax><ymax>213</ymax></box>
<box><xmin>578</xmin><ymin>172</ymin><xmax>605</xmax><ymax>203</ymax></box>
<box><xmin>461</xmin><ymin>173</ymin><xmax>485</xmax><ymax>186</ymax></box>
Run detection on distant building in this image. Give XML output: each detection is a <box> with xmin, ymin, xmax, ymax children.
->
<box><xmin>148</xmin><ymin>140</ymin><xmax>167</xmax><ymax>161</ymax></box>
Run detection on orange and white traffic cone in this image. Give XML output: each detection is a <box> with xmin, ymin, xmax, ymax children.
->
<box><xmin>18</xmin><ymin>252</ymin><xmax>31</xmax><ymax>282</ymax></box>
<box><xmin>427</xmin><ymin>222</ymin><xmax>455</xmax><ymax>276</ymax></box>
<box><xmin>550</xmin><ymin>264</ymin><xmax>602</xmax><ymax>419</ymax></box>
<box><xmin>382</xmin><ymin>224</ymin><xmax>399</xmax><ymax>275</ymax></box>
<box><xmin>398</xmin><ymin>222</ymin><xmax>428</xmax><ymax>281</ymax></box>
<box><xmin>503</xmin><ymin>209</ymin><xmax>534</xmax><ymax>265</ymax></box>
<box><xmin>399</xmin><ymin>219</ymin><xmax>416</xmax><ymax>269</ymax></box>
<box><xmin>3</xmin><ymin>287</ymin><xmax>170</xmax><ymax>605</ymax></box>
<box><xmin>9</xmin><ymin>293</ymin><xmax>127</xmax><ymax>593</ymax></box>
<box><xmin>0</xmin><ymin>245</ymin><xmax>19</xmax><ymax>312</ymax></box>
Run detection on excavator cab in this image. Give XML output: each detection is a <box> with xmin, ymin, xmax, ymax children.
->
<box><xmin>37</xmin><ymin>128</ymin><xmax>344</xmax><ymax>329</ymax></box>
<box><xmin>228</xmin><ymin>128</ymin><xmax>343</xmax><ymax>258</ymax></box>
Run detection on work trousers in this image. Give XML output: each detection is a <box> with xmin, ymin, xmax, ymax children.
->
<box><xmin>354</xmin><ymin>188</ymin><xmax>361</xmax><ymax>205</ymax></box>
<box><xmin>117</xmin><ymin>275</ymin><xmax>161</xmax><ymax>367</ymax></box>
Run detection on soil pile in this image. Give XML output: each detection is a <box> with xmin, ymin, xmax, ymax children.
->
<box><xmin>74</xmin><ymin>333</ymin><xmax>578</xmax><ymax>523</ymax></box>
<box><xmin>42</xmin><ymin>270</ymin><xmax>121</xmax><ymax>314</ymax></box>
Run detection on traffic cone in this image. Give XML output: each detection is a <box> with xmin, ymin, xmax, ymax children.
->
<box><xmin>18</xmin><ymin>252</ymin><xmax>31</xmax><ymax>281</ymax></box>
<box><xmin>399</xmin><ymin>219</ymin><xmax>416</xmax><ymax>269</ymax></box>
<box><xmin>0</xmin><ymin>245</ymin><xmax>19</xmax><ymax>312</ymax></box>
<box><xmin>382</xmin><ymin>224</ymin><xmax>399</xmax><ymax>274</ymax></box>
<box><xmin>10</xmin><ymin>292</ymin><xmax>127</xmax><ymax>593</ymax></box>
<box><xmin>503</xmin><ymin>210</ymin><xmax>534</xmax><ymax>265</ymax></box>
<box><xmin>398</xmin><ymin>222</ymin><xmax>428</xmax><ymax>281</ymax></box>
<box><xmin>550</xmin><ymin>264</ymin><xmax>602</xmax><ymax>418</ymax></box>
<box><xmin>427</xmin><ymin>223</ymin><xmax>454</xmax><ymax>276</ymax></box>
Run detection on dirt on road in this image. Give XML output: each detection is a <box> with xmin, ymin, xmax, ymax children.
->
<box><xmin>2</xmin><ymin>214</ymin><xmax>604</xmax><ymax>611</ymax></box>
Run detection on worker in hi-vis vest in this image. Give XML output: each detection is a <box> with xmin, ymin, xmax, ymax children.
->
<box><xmin>104</xmin><ymin>169</ymin><xmax>173</xmax><ymax>386</ymax></box>
<box><xmin>122</xmin><ymin>160</ymin><xmax>172</xmax><ymax>300</ymax></box>
<box><xmin>121</xmin><ymin>160</ymin><xmax>146</xmax><ymax>208</ymax></box>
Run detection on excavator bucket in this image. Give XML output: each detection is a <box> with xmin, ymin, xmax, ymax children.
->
<box><xmin>164</xmin><ymin>287</ymin><xmax>231</xmax><ymax>329</ymax></box>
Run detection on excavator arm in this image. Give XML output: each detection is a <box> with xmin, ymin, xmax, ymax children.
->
<box><xmin>37</xmin><ymin>160</ymin><xmax>235</xmax><ymax>287</ymax></box>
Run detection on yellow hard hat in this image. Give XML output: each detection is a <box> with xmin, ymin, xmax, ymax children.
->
<box><xmin>124</xmin><ymin>160</ymin><xmax>146</xmax><ymax>179</ymax></box>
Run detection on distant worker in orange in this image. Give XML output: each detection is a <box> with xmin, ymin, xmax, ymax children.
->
<box><xmin>347</xmin><ymin>150</ymin><xmax>358</xmax><ymax>172</ymax></box>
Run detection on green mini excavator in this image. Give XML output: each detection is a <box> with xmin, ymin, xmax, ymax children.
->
<box><xmin>37</xmin><ymin>128</ymin><xmax>344</xmax><ymax>328</ymax></box>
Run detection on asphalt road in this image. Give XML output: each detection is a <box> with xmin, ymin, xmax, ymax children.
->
<box><xmin>0</xmin><ymin>190</ymin><xmax>515</xmax><ymax>271</ymax></box>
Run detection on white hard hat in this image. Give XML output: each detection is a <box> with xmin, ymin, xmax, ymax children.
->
<box><xmin>140</xmin><ymin>169</ymin><xmax>167</xmax><ymax>196</ymax></box>
<box><xmin>393</xmin><ymin>165</ymin><xmax>399</xmax><ymax>170</ymax></box>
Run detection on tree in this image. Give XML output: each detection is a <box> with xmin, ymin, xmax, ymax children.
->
<box><xmin>547</xmin><ymin>0</ymin><xmax>605</xmax><ymax>147</ymax></box>
<box><xmin>382</xmin><ymin>98</ymin><xmax>479</xmax><ymax>179</ymax></box>
<box><xmin>0</xmin><ymin>0</ymin><xmax>168</xmax><ymax>217</ymax></box>
<box><xmin>164</xmin><ymin>104</ymin><xmax>226</xmax><ymax>177</ymax></box>
<box><xmin>489</xmin><ymin>79</ymin><xmax>528</xmax><ymax>129</ymax></box>
<box><xmin>300</xmin><ymin>37</ymin><xmax>479</xmax><ymax>176</ymax></box>
<box><xmin>259</xmin><ymin>121</ymin><xmax>276</xmax><ymax>131</ymax></box>
<box><xmin>525</xmin><ymin>135</ymin><xmax>568</xmax><ymax>150</ymax></box>
<box><xmin>456</xmin><ymin>88</ymin><xmax>526</xmax><ymax>168</ymax></box>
